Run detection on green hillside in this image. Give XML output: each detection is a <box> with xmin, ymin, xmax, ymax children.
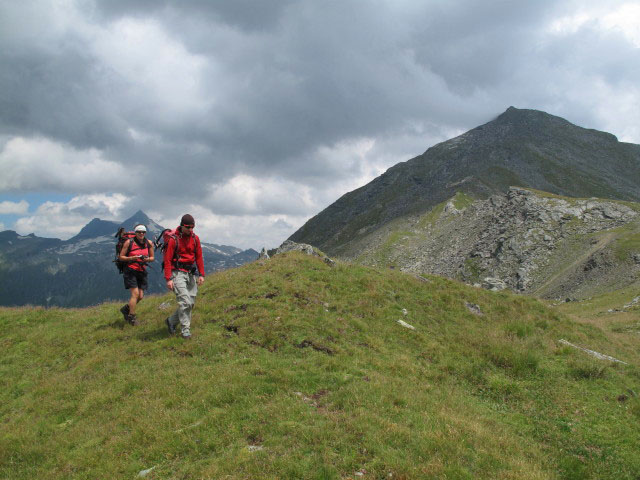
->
<box><xmin>1</xmin><ymin>253</ymin><xmax>639</xmax><ymax>479</ymax></box>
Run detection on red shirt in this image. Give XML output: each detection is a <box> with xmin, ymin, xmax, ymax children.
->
<box><xmin>163</xmin><ymin>228</ymin><xmax>205</xmax><ymax>280</ymax></box>
<box><xmin>127</xmin><ymin>238</ymin><xmax>151</xmax><ymax>272</ymax></box>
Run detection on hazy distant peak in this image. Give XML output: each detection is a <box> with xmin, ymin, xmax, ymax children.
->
<box><xmin>121</xmin><ymin>210</ymin><xmax>151</xmax><ymax>226</ymax></box>
<box><xmin>71</xmin><ymin>218</ymin><xmax>119</xmax><ymax>241</ymax></box>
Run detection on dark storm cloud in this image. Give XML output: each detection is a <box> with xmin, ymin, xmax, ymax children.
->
<box><xmin>90</xmin><ymin>0</ymin><xmax>296</xmax><ymax>31</ymax></box>
<box><xmin>104</xmin><ymin>0</ymin><xmax>482</xmax><ymax>183</ymax></box>
<box><xmin>1</xmin><ymin>0</ymin><xmax>639</xmax><ymax>244</ymax></box>
<box><xmin>408</xmin><ymin>1</ymin><xmax>560</xmax><ymax>94</ymax></box>
<box><xmin>0</xmin><ymin>41</ymin><xmax>129</xmax><ymax>150</ymax></box>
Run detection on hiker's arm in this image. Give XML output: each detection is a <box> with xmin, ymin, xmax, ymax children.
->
<box><xmin>195</xmin><ymin>237</ymin><xmax>205</xmax><ymax>280</ymax></box>
<box><xmin>145</xmin><ymin>243</ymin><xmax>154</xmax><ymax>263</ymax></box>
<box><xmin>119</xmin><ymin>240</ymin><xmax>132</xmax><ymax>262</ymax></box>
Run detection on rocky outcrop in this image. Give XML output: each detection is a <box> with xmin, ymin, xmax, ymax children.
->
<box><xmin>350</xmin><ymin>188</ymin><xmax>640</xmax><ymax>299</ymax></box>
<box><xmin>482</xmin><ymin>277</ymin><xmax>508</xmax><ymax>291</ymax></box>
<box><xmin>276</xmin><ymin>240</ymin><xmax>317</xmax><ymax>256</ymax></box>
<box><xmin>270</xmin><ymin>240</ymin><xmax>336</xmax><ymax>266</ymax></box>
<box><xmin>447</xmin><ymin>188</ymin><xmax>637</xmax><ymax>293</ymax></box>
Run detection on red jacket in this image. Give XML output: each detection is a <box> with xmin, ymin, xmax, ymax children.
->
<box><xmin>163</xmin><ymin>227</ymin><xmax>205</xmax><ymax>280</ymax></box>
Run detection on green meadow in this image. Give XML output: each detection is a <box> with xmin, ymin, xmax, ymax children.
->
<box><xmin>1</xmin><ymin>253</ymin><xmax>638</xmax><ymax>479</ymax></box>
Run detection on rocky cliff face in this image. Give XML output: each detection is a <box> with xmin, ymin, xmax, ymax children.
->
<box><xmin>350</xmin><ymin>188</ymin><xmax>640</xmax><ymax>300</ymax></box>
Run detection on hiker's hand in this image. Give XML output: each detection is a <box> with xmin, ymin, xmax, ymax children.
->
<box><xmin>197</xmin><ymin>276</ymin><xmax>205</xmax><ymax>286</ymax></box>
<box><xmin>166</xmin><ymin>280</ymin><xmax>174</xmax><ymax>291</ymax></box>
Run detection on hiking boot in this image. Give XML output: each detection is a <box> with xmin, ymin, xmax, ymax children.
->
<box><xmin>127</xmin><ymin>314</ymin><xmax>137</xmax><ymax>326</ymax></box>
<box><xmin>181</xmin><ymin>332</ymin><xmax>192</xmax><ymax>340</ymax></box>
<box><xmin>165</xmin><ymin>317</ymin><xmax>176</xmax><ymax>335</ymax></box>
<box><xmin>120</xmin><ymin>304</ymin><xmax>129</xmax><ymax>321</ymax></box>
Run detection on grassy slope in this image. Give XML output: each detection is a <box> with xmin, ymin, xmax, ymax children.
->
<box><xmin>351</xmin><ymin>192</ymin><xmax>473</xmax><ymax>267</ymax></box>
<box><xmin>1</xmin><ymin>253</ymin><xmax>639</xmax><ymax>479</ymax></box>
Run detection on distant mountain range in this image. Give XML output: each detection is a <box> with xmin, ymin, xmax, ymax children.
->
<box><xmin>289</xmin><ymin>107</ymin><xmax>640</xmax><ymax>300</ymax></box>
<box><xmin>0</xmin><ymin>211</ymin><xmax>258</xmax><ymax>307</ymax></box>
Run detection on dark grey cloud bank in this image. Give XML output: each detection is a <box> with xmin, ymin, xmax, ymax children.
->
<box><xmin>0</xmin><ymin>0</ymin><xmax>638</xmax><ymax>247</ymax></box>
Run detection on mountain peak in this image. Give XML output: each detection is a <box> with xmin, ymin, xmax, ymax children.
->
<box><xmin>488</xmin><ymin>106</ymin><xmax>618</xmax><ymax>144</ymax></box>
<box><xmin>120</xmin><ymin>210</ymin><xmax>164</xmax><ymax>236</ymax></box>
<box><xmin>70</xmin><ymin>217</ymin><xmax>120</xmax><ymax>241</ymax></box>
<box><xmin>289</xmin><ymin>107</ymin><xmax>640</xmax><ymax>254</ymax></box>
<box><xmin>67</xmin><ymin>211</ymin><xmax>162</xmax><ymax>242</ymax></box>
<box><xmin>493</xmin><ymin>106</ymin><xmax>565</xmax><ymax>126</ymax></box>
<box><xmin>121</xmin><ymin>210</ymin><xmax>151</xmax><ymax>226</ymax></box>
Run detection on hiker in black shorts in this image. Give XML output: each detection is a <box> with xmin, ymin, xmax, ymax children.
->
<box><xmin>119</xmin><ymin>224</ymin><xmax>154</xmax><ymax>325</ymax></box>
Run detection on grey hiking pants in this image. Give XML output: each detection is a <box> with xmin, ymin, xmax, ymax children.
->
<box><xmin>168</xmin><ymin>270</ymin><xmax>198</xmax><ymax>335</ymax></box>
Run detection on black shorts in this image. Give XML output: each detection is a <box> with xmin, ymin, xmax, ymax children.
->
<box><xmin>123</xmin><ymin>267</ymin><xmax>148</xmax><ymax>290</ymax></box>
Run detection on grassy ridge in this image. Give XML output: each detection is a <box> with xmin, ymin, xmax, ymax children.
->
<box><xmin>1</xmin><ymin>253</ymin><xmax>639</xmax><ymax>479</ymax></box>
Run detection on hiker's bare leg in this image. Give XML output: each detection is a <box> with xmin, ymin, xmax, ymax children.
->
<box><xmin>137</xmin><ymin>290</ymin><xmax>144</xmax><ymax>303</ymax></box>
<box><xmin>128</xmin><ymin>287</ymin><xmax>139</xmax><ymax>314</ymax></box>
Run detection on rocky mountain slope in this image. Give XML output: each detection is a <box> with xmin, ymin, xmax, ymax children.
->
<box><xmin>348</xmin><ymin>188</ymin><xmax>640</xmax><ymax>300</ymax></box>
<box><xmin>0</xmin><ymin>211</ymin><xmax>258</xmax><ymax>307</ymax></box>
<box><xmin>290</xmin><ymin>107</ymin><xmax>640</xmax><ymax>256</ymax></box>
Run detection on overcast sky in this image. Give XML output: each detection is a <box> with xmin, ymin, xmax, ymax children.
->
<box><xmin>1</xmin><ymin>0</ymin><xmax>639</xmax><ymax>249</ymax></box>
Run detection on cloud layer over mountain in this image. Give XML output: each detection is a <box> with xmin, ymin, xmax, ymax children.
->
<box><xmin>1</xmin><ymin>0</ymin><xmax>639</xmax><ymax>248</ymax></box>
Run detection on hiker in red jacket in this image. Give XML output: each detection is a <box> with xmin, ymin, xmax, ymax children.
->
<box><xmin>119</xmin><ymin>224</ymin><xmax>154</xmax><ymax>325</ymax></box>
<box><xmin>164</xmin><ymin>214</ymin><xmax>205</xmax><ymax>339</ymax></box>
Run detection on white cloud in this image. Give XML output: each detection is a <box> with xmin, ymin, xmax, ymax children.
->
<box><xmin>201</xmin><ymin>132</ymin><xmax>435</xmax><ymax>220</ymax></box>
<box><xmin>548</xmin><ymin>2</ymin><xmax>640</xmax><ymax>47</ymax></box>
<box><xmin>153</xmin><ymin>204</ymin><xmax>307</xmax><ymax>251</ymax></box>
<box><xmin>0</xmin><ymin>136</ymin><xmax>131</xmax><ymax>193</ymax></box>
<box><xmin>548</xmin><ymin>13</ymin><xmax>592</xmax><ymax>35</ymax></box>
<box><xmin>13</xmin><ymin>193</ymin><xmax>128</xmax><ymax>239</ymax></box>
<box><xmin>0</xmin><ymin>200</ymin><xmax>29</xmax><ymax>215</ymax></box>
<box><xmin>296</xmin><ymin>128</ymin><xmax>458</xmax><ymax>211</ymax></box>
<box><xmin>91</xmin><ymin>17</ymin><xmax>210</xmax><ymax>121</ymax></box>
<box><xmin>206</xmin><ymin>174</ymin><xmax>315</xmax><ymax>216</ymax></box>
<box><xmin>602</xmin><ymin>3</ymin><xmax>640</xmax><ymax>47</ymax></box>
<box><xmin>584</xmin><ymin>80</ymin><xmax>640</xmax><ymax>143</ymax></box>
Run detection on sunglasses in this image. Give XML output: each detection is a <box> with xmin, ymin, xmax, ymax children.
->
<box><xmin>182</xmin><ymin>225</ymin><xmax>195</xmax><ymax>229</ymax></box>
<box><xmin>135</xmin><ymin>231</ymin><xmax>146</xmax><ymax>234</ymax></box>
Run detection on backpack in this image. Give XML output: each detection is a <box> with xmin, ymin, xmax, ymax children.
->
<box><xmin>114</xmin><ymin>228</ymin><xmax>152</xmax><ymax>274</ymax></box>
<box><xmin>154</xmin><ymin>228</ymin><xmax>201</xmax><ymax>271</ymax></box>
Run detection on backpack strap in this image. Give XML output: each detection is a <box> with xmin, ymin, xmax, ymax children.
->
<box><xmin>131</xmin><ymin>237</ymin><xmax>153</xmax><ymax>251</ymax></box>
<box><xmin>123</xmin><ymin>237</ymin><xmax>152</xmax><ymax>258</ymax></box>
<box><xmin>169</xmin><ymin>233</ymin><xmax>179</xmax><ymax>265</ymax></box>
<box><xmin>121</xmin><ymin>238</ymin><xmax>133</xmax><ymax>257</ymax></box>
